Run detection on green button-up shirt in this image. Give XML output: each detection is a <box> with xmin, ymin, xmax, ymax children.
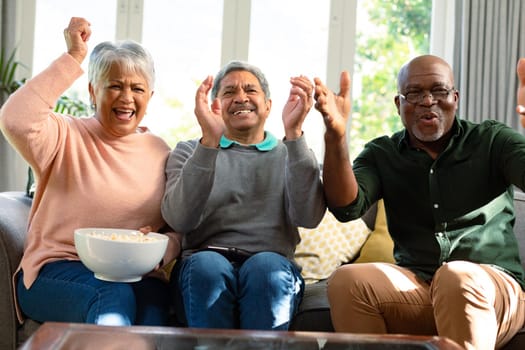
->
<box><xmin>331</xmin><ymin>117</ymin><xmax>525</xmax><ymax>288</ymax></box>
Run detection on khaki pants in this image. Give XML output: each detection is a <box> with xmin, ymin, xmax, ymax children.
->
<box><xmin>327</xmin><ymin>261</ymin><xmax>525</xmax><ymax>350</ymax></box>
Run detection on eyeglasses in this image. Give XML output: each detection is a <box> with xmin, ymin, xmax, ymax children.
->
<box><xmin>398</xmin><ymin>88</ymin><xmax>456</xmax><ymax>104</ymax></box>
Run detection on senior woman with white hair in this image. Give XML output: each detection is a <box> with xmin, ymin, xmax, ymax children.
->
<box><xmin>0</xmin><ymin>17</ymin><xmax>178</xmax><ymax>326</ymax></box>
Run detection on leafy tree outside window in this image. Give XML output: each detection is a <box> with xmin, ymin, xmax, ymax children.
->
<box><xmin>351</xmin><ymin>0</ymin><xmax>431</xmax><ymax>156</ymax></box>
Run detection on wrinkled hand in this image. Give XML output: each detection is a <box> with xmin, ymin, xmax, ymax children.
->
<box><xmin>139</xmin><ymin>226</ymin><xmax>182</xmax><ymax>281</ymax></box>
<box><xmin>63</xmin><ymin>17</ymin><xmax>91</xmax><ymax>65</ymax></box>
<box><xmin>138</xmin><ymin>225</ymin><xmax>154</xmax><ymax>234</ymax></box>
<box><xmin>195</xmin><ymin>76</ymin><xmax>225</xmax><ymax>147</ymax></box>
<box><xmin>162</xmin><ymin>231</ymin><xmax>183</xmax><ymax>263</ymax></box>
<box><xmin>314</xmin><ymin>71</ymin><xmax>351</xmax><ymax>140</ymax></box>
<box><xmin>517</xmin><ymin>58</ymin><xmax>525</xmax><ymax>128</ymax></box>
<box><xmin>282</xmin><ymin>75</ymin><xmax>314</xmax><ymax>140</ymax></box>
<box><xmin>138</xmin><ymin>226</ymin><xmax>181</xmax><ymax>260</ymax></box>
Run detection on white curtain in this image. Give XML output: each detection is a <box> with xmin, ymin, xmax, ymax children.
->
<box><xmin>454</xmin><ymin>0</ymin><xmax>525</xmax><ymax>130</ymax></box>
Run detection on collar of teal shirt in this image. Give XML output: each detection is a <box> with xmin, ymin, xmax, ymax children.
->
<box><xmin>219</xmin><ymin>131</ymin><xmax>278</xmax><ymax>151</ymax></box>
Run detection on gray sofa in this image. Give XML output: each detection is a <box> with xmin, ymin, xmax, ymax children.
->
<box><xmin>1</xmin><ymin>190</ymin><xmax>524</xmax><ymax>349</ymax></box>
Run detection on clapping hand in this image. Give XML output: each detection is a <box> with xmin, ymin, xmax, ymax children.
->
<box><xmin>282</xmin><ymin>75</ymin><xmax>314</xmax><ymax>140</ymax></box>
<box><xmin>194</xmin><ymin>76</ymin><xmax>225</xmax><ymax>148</ymax></box>
<box><xmin>314</xmin><ymin>71</ymin><xmax>352</xmax><ymax>140</ymax></box>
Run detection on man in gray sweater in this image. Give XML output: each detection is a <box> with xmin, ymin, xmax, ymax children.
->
<box><xmin>162</xmin><ymin>61</ymin><xmax>325</xmax><ymax>330</ymax></box>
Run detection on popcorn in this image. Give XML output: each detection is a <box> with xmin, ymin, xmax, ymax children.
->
<box><xmin>89</xmin><ymin>231</ymin><xmax>158</xmax><ymax>242</ymax></box>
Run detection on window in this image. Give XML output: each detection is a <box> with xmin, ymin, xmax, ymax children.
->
<box><xmin>31</xmin><ymin>0</ymin><xmax>430</xmax><ymax>157</ymax></box>
<box><xmin>33</xmin><ymin>0</ymin><xmax>117</xmax><ymax>103</ymax></box>
<box><xmin>3</xmin><ymin>0</ymin><xmax>439</xmax><ymax>192</ymax></box>
<box><xmin>351</xmin><ymin>0</ymin><xmax>431</xmax><ymax>155</ymax></box>
<box><xmin>249</xmin><ymin>0</ymin><xmax>330</xmax><ymax>160</ymax></box>
<box><xmin>141</xmin><ymin>0</ymin><xmax>223</xmax><ymax>145</ymax></box>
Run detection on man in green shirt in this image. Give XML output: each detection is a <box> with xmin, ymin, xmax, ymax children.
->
<box><xmin>314</xmin><ymin>55</ymin><xmax>525</xmax><ymax>350</ymax></box>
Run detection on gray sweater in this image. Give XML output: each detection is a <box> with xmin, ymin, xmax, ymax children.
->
<box><xmin>161</xmin><ymin>135</ymin><xmax>326</xmax><ymax>259</ymax></box>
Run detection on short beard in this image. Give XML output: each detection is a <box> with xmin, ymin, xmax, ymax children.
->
<box><xmin>411</xmin><ymin>123</ymin><xmax>445</xmax><ymax>142</ymax></box>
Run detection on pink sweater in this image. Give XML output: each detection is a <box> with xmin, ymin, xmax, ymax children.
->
<box><xmin>0</xmin><ymin>53</ymin><xmax>171</xmax><ymax>291</ymax></box>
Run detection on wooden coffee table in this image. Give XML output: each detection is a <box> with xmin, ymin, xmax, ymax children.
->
<box><xmin>20</xmin><ymin>322</ymin><xmax>462</xmax><ymax>349</ymax></box>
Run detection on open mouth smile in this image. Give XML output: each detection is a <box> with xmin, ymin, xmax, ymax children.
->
<box><xmin>232</xmin><ymin>109</ymin><xmax>254</xmax><ymax>116</ymax></box>
<box><xmin>114</xmin><ymin>108</ymin><xmax>135</xmax><ymax>121</ymax></box>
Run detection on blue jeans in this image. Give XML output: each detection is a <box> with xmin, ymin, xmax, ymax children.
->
<box><xmin>170</xmin><ymin>251</ymin><xmax>304</xmax><ymax>330</ymax></box>
<box><xmin>17</xmin><ymin>260</ymin><xmax>170</xmax><ymax>326</ymax></box>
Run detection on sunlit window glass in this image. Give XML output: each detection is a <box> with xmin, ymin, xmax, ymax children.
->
<box><xmin>142</xmin><ymin>0</ymin><xmax>223</xmax><ymax>146</ymax></box>
<box><xmin>249</xmin><ymin>0</ymin><xmax>329</xmax><ymax>160</ymax></box>
<box><xmin>351</xmin><ymin>0</ymin><xmax>431</xmax><ymax>155</ymax></box>
<box><xmin>33</xmin><ymin>0</ymin><xmax>117</xmax><ymax>103</ymax></box>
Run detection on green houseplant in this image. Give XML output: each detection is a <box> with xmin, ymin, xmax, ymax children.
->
<box><xmin>0</xmin><ymin>48</ymin><xmax>26</xmax><ymax>104</ymax></box>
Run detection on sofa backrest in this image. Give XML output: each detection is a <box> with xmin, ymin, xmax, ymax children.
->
<box><xmin>1</xmin><ymin>190</ymin><xmax>525</xmax><ymax>272</ymax></box>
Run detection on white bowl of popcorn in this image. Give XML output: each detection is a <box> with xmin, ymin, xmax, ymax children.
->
<box><xmin>74</xmin><ymin>228</ymin><xmax>168</xmax><ymax>282</ymax></box>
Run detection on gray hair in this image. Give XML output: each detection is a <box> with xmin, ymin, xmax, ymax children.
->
<box><xmin>211</xmin><ymin>60</ymin><xmax>270</xmax><ymax>99</ymax></box>
<box><xmin>88</xmin><ymin>40</ymin><xmax>155</xmax><ymax>90</ymax></box>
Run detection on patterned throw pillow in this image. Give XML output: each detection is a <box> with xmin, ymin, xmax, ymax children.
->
<box><xmin>295</xmin><ymin>210</ymin><xmax>371</xmax><ymax>284</ymax></box>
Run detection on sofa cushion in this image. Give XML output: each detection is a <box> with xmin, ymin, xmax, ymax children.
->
<box><xmin>296</xmin><ymin>211</ymin><xmax>371</xmax><ymax>284</ymax></box>
<box><xmin>290</xmin><ymin>279</ymin><xmax>333</xmax><ymax>331</ymax></box>
<box><xmin>353</xmin><ymin>199</ymin><xmax>395</xmax><ymax>264</ymax></box>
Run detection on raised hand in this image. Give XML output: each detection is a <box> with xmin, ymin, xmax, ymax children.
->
<box><xmin>314</xmin><ymin>71</ymin><xmax>352</xmax><ymax>140</ymax></box>
<box><xmin>194</xmin><ymin>75</ymin><xmax>225</xmax><ymax>147</ymax></box>
<box><xmin>315</xmin><ymin>71</ymin><xmax>357</xmax><ymax>207</ymax></box>
<box><xmin>282</xmin><ymin>75</ymin><xmax>314</xmax><ymax>140</ymax></box>
<box><xmin>517</xmin><ymin>58</ymin><xmax>525</xmax><ymax>127</ymax></box>
<box><xmin>63</xmin><ymin>17</ymin><xmax>91</xmax><ymax>65</ymax></box>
